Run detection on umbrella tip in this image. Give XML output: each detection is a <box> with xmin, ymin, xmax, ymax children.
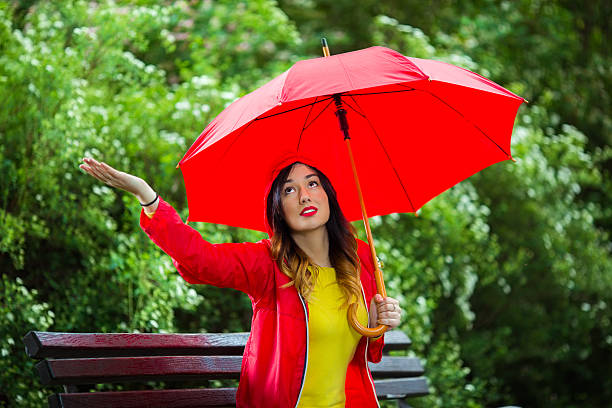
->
<box><xmin>176</xmin><ymin>163</ymin><xmax>180</xmax><ymax>169</ymax></box>
<box><xmin>321</xmin><ymin>37</ymin><xmax>330</xmax><ymax>57</ymax></box>
<box><xmin>508</xmin><ymin>155</ymin><xmax>517</xmax><ymax>162</ymax></box>
<box><xmin>523</xmin><ymin>98</ymin><xmax>529</xmax><ymax>104</ymax></box>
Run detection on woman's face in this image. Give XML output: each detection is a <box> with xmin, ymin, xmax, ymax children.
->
<box><xmin>280</xmin><ymin>163</ymin><xmax>330</xmax><ymax>234</ymax></box>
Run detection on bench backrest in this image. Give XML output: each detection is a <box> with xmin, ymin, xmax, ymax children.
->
<box><xmin>24</xmin><ymin>330</ymin><xmax>429</xmax><ymax>407</ymax></box>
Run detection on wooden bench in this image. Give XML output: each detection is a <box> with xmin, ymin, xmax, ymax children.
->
<box><xmin>23</xmin><ymin>330</ymin><xmax>429</xmax><ymax>407</ymax></box>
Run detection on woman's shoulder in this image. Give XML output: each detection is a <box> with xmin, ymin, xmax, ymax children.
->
<box><xmin>251</xmin><ymin>238</ymin><xmax>272</xmax><ymax>254</ymax></box>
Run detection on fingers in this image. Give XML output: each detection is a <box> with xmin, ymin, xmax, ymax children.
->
<box><xmin>377</xmin><ymin>308</ymin><xmax>401</xmax><ymax>319</ymax></box>
<box><xmin>99</xmin><ymin>161</ymin><xmax>122</xmax><ymax>178</ymax></box>
<box><xmin>80</xmin><ymin>157</ymin><xmax>127</xmax><ymax>191</ymax></box>
<box><xmin>85</xmin><ymin>161</ymin><xmax>106</xmax><ymax>180</ymax></box>
<box><xmin>81</xmin><ymin>158</ymin><xmax>112</xmax><ymax>185</ymax></box>
<box><xmin>374</xmin><ymin>296</ymin><xmax>400</xmax><ymax>310</ymax></box>
<box><xmin>374</xmin><ymin>296</ymin><xmax>402</xmax><ymax>327</ymax></box>
<box><xmin>377</xmin><ymin>311</ymin><xmax>401</xmax><ymax>327</ymax></box>
<box><xmin>80</xmin><ymin>157</ymin><xmax>145</xmax><ymax>197</ymax></box>
<box><xmin>83</xmin><ymin>157</ymin><xmax>108</xmax><ymax>173</ymax></box>
<box><xmin>80</xmin><ymin>162</ymin><xmax>106</xmax><ymax>183</ymax></box>
<box><xmin>377</xmin><ymin>311</ymin><xmax>401</xmax><ymax>321</ymax></box>
<box><xmin>378</xmin><ymin>303</ymin><xmax>399</xmax><ymax>313</ymax></box>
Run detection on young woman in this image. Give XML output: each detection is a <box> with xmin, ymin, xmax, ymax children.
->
<box><xmin>79</xmin><ymin>157</ymin><xmax>403</xmax><ymax>408</ymax></box>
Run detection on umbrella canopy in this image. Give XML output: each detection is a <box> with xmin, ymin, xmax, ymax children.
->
<box><xmin>179</xmin><ymin>46</ymin><xmax>524</xmax><ymax>232</ymax></box>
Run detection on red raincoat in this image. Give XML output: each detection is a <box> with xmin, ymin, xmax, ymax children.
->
<box><xmin>140</xmin><ymin>197</ymin><xmax>384</xmax><ymax>407</ymax></box>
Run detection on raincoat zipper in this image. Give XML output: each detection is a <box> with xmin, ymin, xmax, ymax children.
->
<box><xmin>360</xmin><ymin>285</ymin><xmax>381</xmax><ymax>408</ymax></box>
<box><xmin>294</xmin><ymin>294</ymin><xmax>309</xmax><ymax>408</ymax></box>
<box><xmin>294</xmin><ymin>285</ymin><xmax>379</xmax><ymax>408</ymax></box>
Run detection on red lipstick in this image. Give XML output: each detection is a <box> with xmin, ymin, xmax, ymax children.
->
<box><xmin>300</xmin><ymin>206</ymin><xmax>318</xmax><ymax>217</ymax></box>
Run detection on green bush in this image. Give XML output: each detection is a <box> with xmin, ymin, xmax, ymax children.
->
<box><xmin>1</xmin><ymin>1</ymin><xmax>609</xmax><ymax>407</ymax></box>
<box><xmin>0</xmin><ymin>275</ymin><xmax>54</xmax><ymax>407</ymax></box>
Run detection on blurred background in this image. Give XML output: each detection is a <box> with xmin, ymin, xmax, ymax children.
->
<box><xmin>0</xmin><ymin>1</ymin><xmax>610</xmax><ymax>407</ymax></box>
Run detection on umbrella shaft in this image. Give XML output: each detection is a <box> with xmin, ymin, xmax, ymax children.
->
<box><xmin>325</xmin><ymin>44</ymin><xmax>388</xmax><ymax>337</ymax></box>
<box><xmin>333</xmin><ymin>94</ymin><xmax>387</xmax><ymax>297</ymax></box>
<box><xmin>344</xmin><ymin>137</ymin><xmax>387</xmax><ymax>298</ymax></box>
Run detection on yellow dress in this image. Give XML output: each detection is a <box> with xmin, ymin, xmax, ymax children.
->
<box><xmin>297</xmin><ymin>267</ymin><xmax>369</xmax><ymax>408</ymax></box>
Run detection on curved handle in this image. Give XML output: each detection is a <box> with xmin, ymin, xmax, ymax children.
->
<box><xmin>348</xmin><ymin>259</ymin><xmax>390</xmax><ymax>337</ymax></box>
<box><xmin>348</xmin><ymin>302</ymin><xmax>389</xmax><ymax>338</ymax></box>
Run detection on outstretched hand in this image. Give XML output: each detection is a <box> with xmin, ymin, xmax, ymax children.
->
<box><xmin>79</xmin><ymin>157</ymin><xmax>156</xmax><ymax>206</ymax></box>
<box><xmin>369</xmin><ymin>294</ymin><xmax>402</xmax><ymax>329</ymax></box>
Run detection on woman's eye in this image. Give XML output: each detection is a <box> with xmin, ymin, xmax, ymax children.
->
<box><xmin>284</xmin><ymin>186</ymin><xmax>295</xmax><ymax>194</ymax></box>
<box><xmin>309</xmin><ymin>180</ymin><xmax>319</xmax><ymax>188</ymax></box>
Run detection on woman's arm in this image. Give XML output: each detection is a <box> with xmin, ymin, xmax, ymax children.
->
<box><xmin>79</xmin><ymin>157</ymin><xmax>273</xmax><ymax>299</ymax></box>
<box><xmin>140</xmin><ymin>196</ymin><xmax>273</xmax><ymax>298</ymax></box>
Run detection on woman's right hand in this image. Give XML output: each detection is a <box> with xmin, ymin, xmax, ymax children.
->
<box><xmin>79</xmin><ymin>157</ymin><xmax>158</xmax><ymax>211</ymax></box>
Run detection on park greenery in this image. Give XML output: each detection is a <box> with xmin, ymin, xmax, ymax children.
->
<box><xmin>1</xmin><ymin>1</ymin><xmax>610</xmax><ymax>407</ymax></box>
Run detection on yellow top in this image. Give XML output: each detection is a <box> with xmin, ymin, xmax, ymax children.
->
<box><xmin>297</xmin><ymin>266</ymin><xmax>368</xmax><ymax>408</ymax></box>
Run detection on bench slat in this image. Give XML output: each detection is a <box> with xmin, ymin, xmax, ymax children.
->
<box><xmin>375</xmin><ymin>378</ymin><xmax>430</xmax><ymax>399</ymax></box>
<box><xmin>49</xmin><ymin>388</ymin><xmax>236</xmax><ymax>408</ymax></box>
<box><xmin>38</xmin><ymin>355</ymin><xmax>424</xmax><ymax>385</ymax></box>
<box><xmin>48</xmin><ymin>378</ymin><xmax>429</xmax><ymax>408</ymax></box>
<box><xmin>24</xmin><ymin>330</ymin><xmax>411</xmax><ymax>359</ymax></box>
<box><xmin>369</xmin><ymin>356</ymin><xmax>424</xmax><ymax>378</ymax></box>
<box><xmin>37</xmin><ymin>356</ymin><xmax>242</xmax><ymax>385</ymax></box>
<box><xmin>24</xmin><ymin>332</ymin><xmax>248</xmax><ymax>359</ymax></box>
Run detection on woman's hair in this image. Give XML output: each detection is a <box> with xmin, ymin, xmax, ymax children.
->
<box><xmin>266</xmin><ymin>162</ymin><xmax>362</xmax><ymax>306</ymax></box>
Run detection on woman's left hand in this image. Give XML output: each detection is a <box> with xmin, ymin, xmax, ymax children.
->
<box><xmin>369</xmin><ymin>294</ymin><xmax>402</xmax><ymax>329</ymax></box>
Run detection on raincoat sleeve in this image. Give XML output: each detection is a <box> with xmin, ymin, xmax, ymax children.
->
<box><xmin>139</xmin><ymin>197</ymin><xmax>272</xmax><ymax>300</ymax></box>
<box><xmin>366</xmin><ymin>314</ymin><xmax>385</xmax><ymax>363</ymax></box>
<box><xmin>367</xmin><ymin>331</ymin><xmax>384</xmax><ymax>363</ymax></box>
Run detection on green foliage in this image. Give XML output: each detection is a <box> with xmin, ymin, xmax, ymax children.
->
<box><xmin>1</xmin><ymin>1</ymin><xmax>610</xmax><ymax>407</ymax></box>
<box><xmin>463</xmin><ymin>108</ymin><xmax>612</xmax><ymax>407</ymax></box>
<box><xmin>185</xmin><ymin>0</ymin><xmax>301</xmax><ymax>90</ymax></box>
<box><xmin>0</xmin><ymin>275</ymin><xmax>54</xmax><ymax>407</ymax></box>
<box><xmin>413</xmin><ymin>337</ymin><xmax>487</xmax><ymax>408</ymax></box>
<box><xmin>430</xmin><ymin>0</ymin><xmax>611</xmax><ymax>153</ymax></box>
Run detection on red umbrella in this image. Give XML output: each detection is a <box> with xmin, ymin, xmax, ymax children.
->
<box><xmin>178</xmin><ymin>44</ymin><xmax>525</xmax><ymax>336</ymax></box>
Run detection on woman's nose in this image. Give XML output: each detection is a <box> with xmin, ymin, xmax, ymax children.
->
<box><xmin>299</xmin><ymin>187</ymin><xmax>311</xmax><ymax>203</ymax></box>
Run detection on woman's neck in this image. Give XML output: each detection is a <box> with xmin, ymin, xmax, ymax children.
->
<box><xmin>290</xmin><ymin>227</ymin><xmax>332</xmax><ymax>268</ymax></box>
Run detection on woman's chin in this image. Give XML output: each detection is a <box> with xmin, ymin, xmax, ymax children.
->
<box><xmin>290</xmin><ymin>219</ymin><xmax>327</xmax><ymax>234</ymax></box>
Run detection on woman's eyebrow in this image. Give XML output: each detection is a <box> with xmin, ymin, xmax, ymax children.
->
<box><xmin>283</xmin><ymin>174</ymin><xmax>318</xmax><ymax>185</ymax></box>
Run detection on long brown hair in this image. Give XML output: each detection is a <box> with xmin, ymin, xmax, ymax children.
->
<box><xmin>266</xmin><ymin>162</ymin><xmax>362</xmax><ymax>306</ymax></box>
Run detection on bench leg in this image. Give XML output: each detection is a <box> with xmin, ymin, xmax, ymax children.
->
<box><xmin>63</xmin><ymin>385</ymin><xmax>80</xmax><ymax>393</ymax></box>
